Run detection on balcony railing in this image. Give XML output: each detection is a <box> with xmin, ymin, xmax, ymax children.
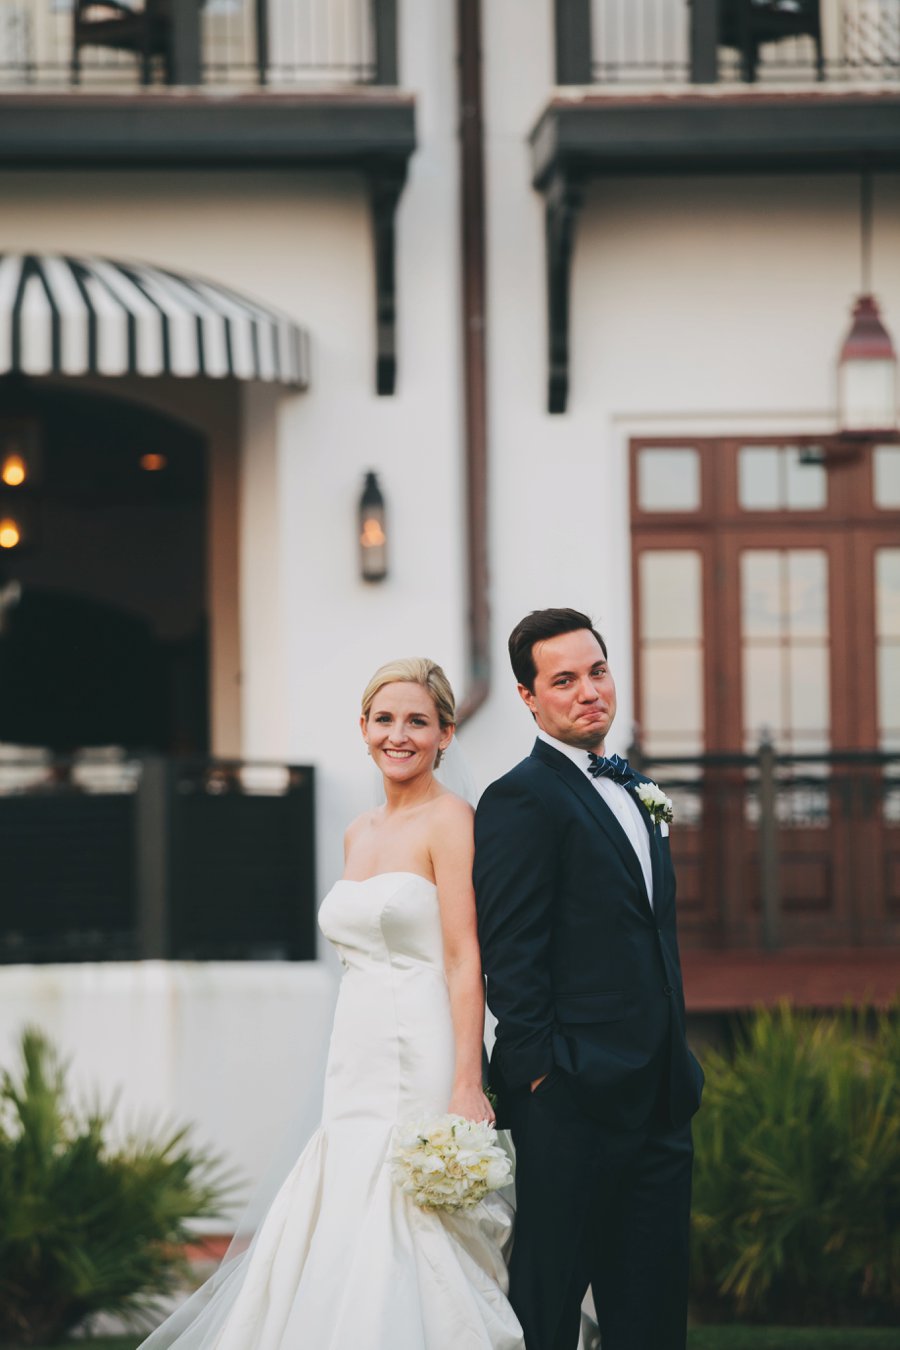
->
<box><xmin>630</xmin><ymin>743</ymin><xmax>900</xmax><ymax>951</ymax></box>
<box><xmin>555</xmin><ymin>0</ymin><xmax>900</xmax><ymax>87</ymax></box>
<box><xmin>0</xmin><ymin>0</ymin><xmax>396</xmax><ymax>90</ymax></box>
<box><xmin>2</xmin><ymin>742</ymin><xmax>897</xmax><ymax>964</ymax></box>
<box><xmin>0</xmin><ymin>750</ymin><xmax>317</xmax><ymax>962</ymax></box>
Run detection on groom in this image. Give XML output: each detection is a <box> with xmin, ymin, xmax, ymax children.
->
<box><xmin>474</xmin><ymin>608</ymin><xmax>703</xmax><ymax>1350</ymax></box>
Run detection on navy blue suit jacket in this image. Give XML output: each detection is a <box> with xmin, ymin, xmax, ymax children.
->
<box><xmin>474</xmin><ymin>738</ymin><xmax>703</xmax><ymax>1131</ymax></box>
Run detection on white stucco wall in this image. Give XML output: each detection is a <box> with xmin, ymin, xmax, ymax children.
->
<box><xmin>0</xmin><ymin>962</ymin><xmax>336</xmax><ymax>1211</ymax></box>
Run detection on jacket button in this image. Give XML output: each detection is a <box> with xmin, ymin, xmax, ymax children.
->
<box><xmin>663</xmin><ymin>983</ymin><xmax>674</xmax><ymax>996</ymax></box>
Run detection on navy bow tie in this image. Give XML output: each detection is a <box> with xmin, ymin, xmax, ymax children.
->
<box><xmin>586</xmin><ymin>752</ymin><xmax>635</xmax><ymax>787</ymax></box>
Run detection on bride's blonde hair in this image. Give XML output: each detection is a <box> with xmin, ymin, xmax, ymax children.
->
<box><xmin>361</xmin><ymin>658</ymin><xmax>456</xmax><ymax>767</ymax></box>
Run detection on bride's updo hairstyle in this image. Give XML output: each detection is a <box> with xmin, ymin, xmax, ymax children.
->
<box><xmin>361</xmin><ymin>658</ymin><xmax>456</xmax><ymax>767</ymax></box>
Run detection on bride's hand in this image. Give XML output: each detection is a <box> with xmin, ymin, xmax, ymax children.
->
<box><xmin>448</xmin><ymin>1084</ymin><xmax>496</xmax><ymax>1125</ymax></box>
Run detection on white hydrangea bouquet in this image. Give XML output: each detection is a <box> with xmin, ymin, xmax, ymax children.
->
<box><xmin>390</xmin><ymin>1113</ymin><xmax>513</xmax><ymax>1212</ymax></box>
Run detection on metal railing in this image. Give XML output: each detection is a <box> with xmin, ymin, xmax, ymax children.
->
<box><xmin>555</xmin><ymin>0</ymin><xmax>900</xmax><ymax>86</ymax></box>
<box><xmin>630</xmin><ymin>741</ymin><xmax>900</xmax><ymax>950</ymax></box>
<box><xmin>2</xmin><ymin>741</ymin><xmax>896</xmax><ymax>961</ymax></box>
<box><xmin>0</xmin><ymin>0</ymin><xmax>395</xmax><ymax>90</ymax></box>
<box><xmin>0</xmin><ymin>750</ymin><xmax>317</xmax><ymax>963</ymax></box>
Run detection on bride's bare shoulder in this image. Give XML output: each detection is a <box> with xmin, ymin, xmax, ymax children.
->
<box><xmin>344</xmin><ymin>808</ymin><xmax>380</xmax><ymax>850</ymax></box>
<box><xmin>427</xmin><ymin>789</ymin><xmax>474</xmax><ymax>828</ymax></box>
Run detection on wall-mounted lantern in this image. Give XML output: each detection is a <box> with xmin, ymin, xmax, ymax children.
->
<box><xmin>359</xmin><ymin>471</ymin><xmax>387</xmax><ymax>582</ymax></box>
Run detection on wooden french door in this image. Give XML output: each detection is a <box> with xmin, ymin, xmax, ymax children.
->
<box><xmin>631</xmin><ymin>437</ymin><xmax>900</xmax><ymax>949</ymax></box>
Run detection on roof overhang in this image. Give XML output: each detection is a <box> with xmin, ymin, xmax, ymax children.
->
<box><xmin>531</xmin><ymin>90</ymin><xmax>900</xmax><ymax>187</ymax></box>
<box><xmin>0</xmin><ymin>91</ymin><xmax>416</xmax><ymax>170</ymax></box>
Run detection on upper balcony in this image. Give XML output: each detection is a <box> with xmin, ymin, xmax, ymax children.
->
<box><xmin>541</xmin><ymin>0</ymin><xmax>900</xmax><ymax>182</ymax></box>
<box><xmin>0</xmin><ymin>1</ymin><xmax>414</xmax><ymax>172</ymax></box>
<box><xmin>536</xmin><ymin>1</ymin><xmax>900</xmax><ymax>411</ymax></box>
<box><xmin>556</xmin><ymin>0</ymin><xmax>899</xmax><ymax>89</ymax></box>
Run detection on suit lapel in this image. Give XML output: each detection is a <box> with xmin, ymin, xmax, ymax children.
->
<box><xmin>629</xmin><ymin>773</ymin><xmax>665</xmax><ymax>913</ymax></box>
<box><xmin>531</xmin><ymin>739</ymin><xmax>652</xmax><ymax>915</ymax></box>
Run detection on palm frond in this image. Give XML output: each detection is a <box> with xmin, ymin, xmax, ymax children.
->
<box><xmin>0</xmin><ymin>1028</ymin><xmax>239</xmax><ymax>1347</ymax></box>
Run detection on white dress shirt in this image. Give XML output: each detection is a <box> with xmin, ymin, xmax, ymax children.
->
<box><xmin>536</xmin><ymin>729</ymin><xmax>654</xmax><ymax>910</ymax></box>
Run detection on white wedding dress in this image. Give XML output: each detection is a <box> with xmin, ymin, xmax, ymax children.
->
<box><xmin>142</xmin><ymin>871</ymin><xmax>523</xmax><ymax>1350</ymax></box>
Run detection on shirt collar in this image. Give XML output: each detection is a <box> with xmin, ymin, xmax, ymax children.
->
<box><xmin>536</xmin><ymin>728</ymin><xmax>595</xmax><ymax>776</ymax></box>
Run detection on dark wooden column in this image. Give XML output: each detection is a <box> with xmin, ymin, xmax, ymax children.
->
<box><xmin>169</xmin><ymin>0</ymin><xmax>203</xmax><ymax>85</ymax></box>
<box><xmin>135</xmin><ymin>754</ymin><xmax>172</xmax><ymax>958</ymax></box>
<box><xmin>255</xmin><ymin>0</ymin><xmax>270</xmax><ymax>85</ymax></box>
<box><xmin>690</xmin><ymin>0</ymin><xmax>720</xmax><ymax>84</ymax></box>
<box><xmin>555</xmin><ymin>0</ymin><xmax>593</xmax><ymax>85</ymax></box>
<box><xmin>373</xmin><ymin>0</ymin><xmax>399</xmax><ymax>85</ymax></box>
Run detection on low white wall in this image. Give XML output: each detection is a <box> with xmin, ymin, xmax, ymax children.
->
<box><xmin>0</xmin><ymin>961</ymin><xmax>338</xmax><ymax>1219</ymax></box>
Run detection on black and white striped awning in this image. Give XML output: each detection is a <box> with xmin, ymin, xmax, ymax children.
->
<box><xmin>0</xmin><ymin>253</ymin><xmax>309</xmax><ymax>387</ymax></box>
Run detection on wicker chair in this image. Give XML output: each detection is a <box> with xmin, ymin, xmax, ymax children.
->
<box><xmin>719</xmin><ymin>0</ymin><xmax>824</xmax><ymax>82</ymax></box>
<box><xmin>71</xmin><ymin>0</ymin><xmax>173</xmax><ymax>86</ymax></box>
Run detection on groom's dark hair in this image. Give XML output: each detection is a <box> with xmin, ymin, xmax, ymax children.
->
<box><xmin>508</xmin><ymin>608</ymin><xmax>608</xmax><ymax>691</ymax></box>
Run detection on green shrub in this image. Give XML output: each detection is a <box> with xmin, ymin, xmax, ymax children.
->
<box><xmin>691</xmin><ymin>1003</ymin><xmax>900</xmax><ymax>1324</ymax></box>
<box><xmin>688</xmin><ymin>1331</ymin><xmax>900</xmax><ymax>1349</ymax></box>
<box><xmin>0</xmin><ymin>1028</ymin><xmax>236</xmax><ymax>1348</ymax></box>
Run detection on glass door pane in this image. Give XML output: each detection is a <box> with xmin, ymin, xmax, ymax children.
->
<box><xmin>876</xmin><ymin>548</ymin><xmax>900</xmax><ymax>752</ymax></box>
<box><xmin>740</xmin><ymin>548</ymin><xmax>830</xmax><ymax>753</ymax></box>
<box><xmin>638</xmin><ymin>549</ymin><xmax>704</xmax><ymax>756</ymax></box>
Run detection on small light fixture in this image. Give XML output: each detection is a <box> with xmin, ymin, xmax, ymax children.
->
<box><xmin>1</xmin><ymin>453</ymin><xmax>26</xmax><ymax>487</ymax></box>
<box><xmin>838</xmin><ymin>295</ymin><xmax>897</xmax><ymax>436</ymax></box>
<box><xmin>140</xmin><ymin>452</ymin><xmax>168</xmax><ymax>472</ymax></box>
<box><xmin>359</xmin><ymin>471</ymin><xmax>387</xmax><ymax>582</ymax></box>
<box><xmin>0</xmin><ymin>420</ymin><xmax>41</xmax><ymax>488</ymax></box>
<box><xmin>0</xmin><ymin>499</ymin><xmax>36</xmax><ymax>552</ymax></box>
<box><xmin>838</xmin><ymin>174</ymin><xmax>898</xmax><ymax>437</ymax></box>
<box><xmin>0</xmin><ymin>517</ymin><xmax>22</xmax><ymax>550</ymax></box>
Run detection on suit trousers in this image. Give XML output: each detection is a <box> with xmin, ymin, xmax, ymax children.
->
<box><xmin>505</xmin><ymin>1068</ymin><xmax>693</xmax><ymax>1350</ymax></box>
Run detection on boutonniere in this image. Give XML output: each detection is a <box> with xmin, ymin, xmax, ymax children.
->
<box><xmin>634</xmin><ymin>781</ymin><xmax>674</xmax><ymax>828</ymax></box>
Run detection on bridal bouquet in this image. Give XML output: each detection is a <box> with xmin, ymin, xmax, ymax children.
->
<box><xmin>390</xmin><ymin>1114</ymin><xmax>513</xmax><ymax>1212</ymax></box>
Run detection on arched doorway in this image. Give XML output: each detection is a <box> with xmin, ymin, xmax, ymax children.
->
<box><xmin>0</xmin><ymin>379</ymin><xmax>208</xmax><ymax>754</ymax></box>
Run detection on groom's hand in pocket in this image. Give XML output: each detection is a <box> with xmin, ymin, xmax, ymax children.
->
<box><xmin>530</xmin><ymin>1073</ymin><xmax>549</xmax><ymax>1093</ymax></box>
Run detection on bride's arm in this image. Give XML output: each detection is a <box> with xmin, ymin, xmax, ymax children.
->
<box><xmin>431</xmin><ymin>796</ymin><xmax>495</xmax><ymax>1124</ymax></box>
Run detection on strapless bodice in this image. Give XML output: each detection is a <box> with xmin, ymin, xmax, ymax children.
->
<box><xmin>318</xmin><ymin>871</ymin><xmax>446</xmax><ymax>974</ymax></box>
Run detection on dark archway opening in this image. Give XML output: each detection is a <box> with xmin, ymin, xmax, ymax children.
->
<box><xmin>0</xmin><ymin>378</ymin><xmax>208</xmax><ymax>754</ymax></box>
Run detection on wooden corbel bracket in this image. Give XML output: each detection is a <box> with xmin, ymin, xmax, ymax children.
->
<box><xmin>368</xmin><ymin>164</ymin><xmax>408</xmax><ymax>397</ymax></box>
<box><xmin>545</xmin><ymin>167</ymin><xmax>585</xmax><ymax>414</ymax></box>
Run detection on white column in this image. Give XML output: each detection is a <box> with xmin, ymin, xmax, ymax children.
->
<box><xmin>240</xmin><ymin>381</ymin><xmax>290</xmax><ymax>760</ymax></box>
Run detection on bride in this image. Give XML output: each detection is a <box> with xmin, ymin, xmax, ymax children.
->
<box><xmin>141</xmin><ymin>657</ymin><xmax>523</xmax><ymax>1350</ymax></box>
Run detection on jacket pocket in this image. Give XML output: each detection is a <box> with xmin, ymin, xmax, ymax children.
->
<box><xmin>555</xmin><ymin>991</ymin><xmax>625</xmax><ymax>1024</ymax></box>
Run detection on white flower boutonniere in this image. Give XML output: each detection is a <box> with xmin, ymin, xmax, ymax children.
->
<box><xmin>634</xmin><ymin>781</ymin><xmax>674</xmax><ymax>828</ymax></box>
